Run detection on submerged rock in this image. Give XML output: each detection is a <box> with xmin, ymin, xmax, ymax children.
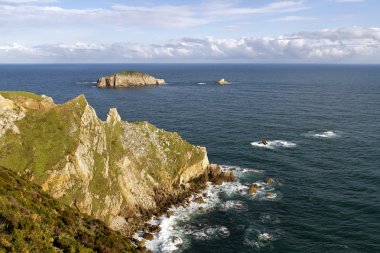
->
<box><xmin>97</xmin><ymin>71</ymin><xmax>165</xmax><ymax>88</ymax></box>
<box><xmin>171</xmin><ymin>236</ymin><xmax>183</xmax><ymax>245</ymax></box>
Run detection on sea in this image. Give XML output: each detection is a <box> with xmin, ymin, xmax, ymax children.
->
<box><xmin>0</xmin><ymin>64</ymin><xmax>379</xmax><ymax>253</ymax></box>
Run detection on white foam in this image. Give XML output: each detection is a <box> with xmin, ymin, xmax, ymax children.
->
<box><xmin>76</xmin><ymin>81</ymin><xmax>97</xmax><ymax>84</ymax></box>
<box><xmin>244</xmin><ymin>227</ymin><xmax>274</xmax><ymax>249</ymax></box>
<box><xmin>220</xmin><ymin>200</ymin><xmax>248</xmax><ymax>212</ymax></box>
<box><xmin>251</xmin><ymin>140</ymin><xmax>296</xmax><ymax>149</ymax></box>
<box><xmin>140</xmin><ymin>166</ymin><xmax>281</xmax><ymax>252</ymax></box>
<box><xmin>304</xmin><ymin>130</ymin><xmax>340</xmax><ymax>139</ymax></box>
<box><xmin>197</xmin><ymin>82</ymin><xmax>206</xmax><ymax>85</ymax></box>
<box><xmin>313</xmin><ymin>130</ymin><xmax>338</xmax><ymax>138</ymax></box>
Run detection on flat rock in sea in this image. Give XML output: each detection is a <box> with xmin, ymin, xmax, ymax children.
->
<box><xmin>97</xmin><ymin>71</ymin><xmax>165</xmax><ymax>88</ymax></box>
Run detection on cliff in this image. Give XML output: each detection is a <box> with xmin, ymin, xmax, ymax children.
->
<box><xmin>0</xmin><ymin>166</ymin><xmax>135</xmax><ymax>252</ymax></box>
<box><xmin>97</xmin><ymin>71</ymin><xmax>165</xmax><ymax>88</ymax></box>
<box><xmin>0</xmin><ymin>91</ymin><xmax>209</xmax><ymax>234</ymax></box>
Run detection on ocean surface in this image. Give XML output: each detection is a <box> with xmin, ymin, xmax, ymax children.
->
<box><xmin>0</xmin><ymin>64</ymin><xmax>379</xmax><ymax>252</ymax></box>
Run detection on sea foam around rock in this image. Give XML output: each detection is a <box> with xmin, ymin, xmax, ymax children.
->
<box><xmin>251</xmin><ymin>140</ymin><xmax>297</xmax><ymax>149</ymax></box>
<box><xmin>137</xmin><ymin>165</ymin><xmax>280</xmax><ymax>252</ymax></box>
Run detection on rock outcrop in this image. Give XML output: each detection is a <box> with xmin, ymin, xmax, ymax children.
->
<box><xmin>217</xmin><ymin>78</ymin><xmax>230</xmax><ymax>85</ymax></box>
<box><xmin>0</xmin><ymin>91</ymin><xmax>208</xmax><ymax>234</ymax></box>
<box><xmin>97</xmin><ymin>71</ymin><xmax>165</xmax><ymax>88</ymax></box>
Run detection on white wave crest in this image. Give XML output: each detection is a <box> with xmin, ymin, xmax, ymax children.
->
<box><xmin>138</xmin><ymin>166</ymin><xmax>280</xmax><ymax>252</ymax></box>
<box><xmin>197</xmin><ymin>82</ymin><xmax>206</xmax><ymax>85</ymax></box>
<box><xmin>251</xmin><ymin>140</ymin><xmax>296</xmax><ymax>149</ymax></box>
<box><xmin>76</xmin><ymin>81</ymin><xmax>97</xmax><ymax>84</ymax></box>
<box><xmin>313</xmin><ymin>130</ymin><xmax>338</xmax><ymax>138</ymax></box>
<box><xmin>244</xmin><ymin>227</ymin><xmax>275</xmax><ymax>249</ymax></box>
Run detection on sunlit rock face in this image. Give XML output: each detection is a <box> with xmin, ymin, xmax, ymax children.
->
<box><xmin>0</xmin><ymin>91</ymin><xmax>208</xmax><ymax>230</ymax></box>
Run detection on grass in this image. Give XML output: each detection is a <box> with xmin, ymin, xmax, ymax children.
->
<box><xmin>0</xmin><ymin>166</ymin><xmax>136</xmax><ymax>253</ymax></box>
<box><xmin>0</xmin><ymin>91</ymin><xmax>45</xmax><ymax>101</ymax></box>
<box><xmin>112</xmin><ymin>71</ymin><xmax>148</xmax><ymax>77</ymax></box>
<box><xmin>0</xmin><ymin>95</ymin><xmax>84</xmax><ymax>183</ymax></box>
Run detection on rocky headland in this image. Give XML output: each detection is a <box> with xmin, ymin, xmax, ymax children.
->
<box><xmin>97</xmin><ymin>71</ymin><xmax>165</xmax><ymax>88</ymax></box>
<box><xmin>0</xmin><ymin>91</ymin><xmax>235</xmax><ymax>251</ymax></box>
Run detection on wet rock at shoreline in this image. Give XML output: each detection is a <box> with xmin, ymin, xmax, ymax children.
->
<box><xmin>167</xmin><ymin>210</ymin><xmax>175</xmax><ymax>217</ymax></box>
<box><xmin>143</xmin><ymin>233</ymin><xmax>154</xmax><ymax>241</ymax></box>
<box><xmin>208</xmin><ymin>164</ymin><xmax>236</xmax><ymax>185</ymax></box>
<box><xmin>194</xmin><ymin>196</ymin><xmax>205</xmax><ymax>204</ymax></box>
<box><xmin>248</xmin><ymin>184</ymin><xmax>258</xmax><ymax>194</ymax></box>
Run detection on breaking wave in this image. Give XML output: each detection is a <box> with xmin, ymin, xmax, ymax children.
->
<box><xmin>76</xmin><ymin>81</ymin><xmax>97</xmax><ymax>84</ymax></box>
<box><xmin>304</xmin><ymin>130</ymin><xmax>340</xmax><ymax>139</ymax></box>
<box><xmin>135</xmin><ymin>165</ymin><xmax>280</xmax><ymax>252</ymax></box>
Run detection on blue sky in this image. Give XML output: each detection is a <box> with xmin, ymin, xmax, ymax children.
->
<box><xmin>0</xmin><ymin>0</ymin><xmax>379</xmax><ymax>63</ymax></box>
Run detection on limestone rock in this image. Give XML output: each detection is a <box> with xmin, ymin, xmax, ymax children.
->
<box><xmin>217</xmin><ymin>78</ymin><xmax>230</xmax><ymax>85</ymax></box>
<box><xmin>97</xmin><ymin>71</ymin><xmax>165</xmax><ymax>88</ymax></box>
<box><xmin>208</xmin><ymin>164</ymin><xmax>236</xmax><ymax>185</ymax></box>
<box><xmin>248</xmin><ymin>184</ymin><xmax>258</xmax><ymax>194</ymax></box>
<box><xmin>0</xmin><ymin>91</ymin><xmax>209</xmax><ymax>233</ymax></box>
<box><xmin>143</xmin><ymin>233</ymin><xmax>154</xmax><ymax>241</ymax></box>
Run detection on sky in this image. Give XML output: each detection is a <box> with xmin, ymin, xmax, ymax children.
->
<box><xmin>0</xmin><ymin>0</ymin><xmax>379</xmax><ymax>63</ymax></box>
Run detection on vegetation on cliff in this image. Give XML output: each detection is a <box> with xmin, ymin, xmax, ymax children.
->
<box><xmin>0</xmin><ymin>166</ymin><xmax>135</xmax><ymax>253</ymax></box>
<box><xmin>0</xmin><ymin>91</ymin><xmax>209</xmax><ymax>234</ymax></box>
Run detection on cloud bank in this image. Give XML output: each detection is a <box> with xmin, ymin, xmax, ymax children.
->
<box><xmin>1</xmin><ymin>27</ymin><xmax>379</xmax><ymax>63</ymax></box>
<box><xmin>0</xmin><ymin>1</ymin><xmax>308</xmax><ymax>29</ymax></box>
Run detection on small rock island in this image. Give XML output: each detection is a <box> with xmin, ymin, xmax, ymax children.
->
<box><xmin>97</xmin><ymin>71</ymin><xmax>165</xmax><ymax>88</ymax></box>
<box><xmin>217</xmin><ymin>78</ymin><xmax>230</xmax><ymax>85</ymax></box>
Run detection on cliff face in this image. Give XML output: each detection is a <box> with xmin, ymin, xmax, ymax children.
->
<box><xmin>97</xmin><ymin>71</ymin><xmax>165</xmax><ymax>88</ymax></box>
<box><xmin>0</xmin><ymin>91</ymin><xmax>208</xmax><ymax>230</ymax></box>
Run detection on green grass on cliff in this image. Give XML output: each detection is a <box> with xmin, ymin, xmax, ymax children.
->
<box><xmin>0</xmin><ymin>91</ymin><xmax>45</xmax><ymax>101</ymax></box>
<box><xmin>0</xmin><ymin>166</ymin><xmax>135</xmax><ymax>253</ymax></box>
<box><xmin>113</xmin><ymin>71</ymin><xmax>148</xmax><ymax>77</ymax></box>
<box><xmin>0</xmin><ymin>95</ymin><xmax>86</xmax><ymax>183</ymax></box>
<box><xmin>130</xmin><ymin>122</ymin><xmax>205</xmax><ymax>185</ymax></box>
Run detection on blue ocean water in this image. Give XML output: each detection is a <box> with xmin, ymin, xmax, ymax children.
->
<box><xmin>0</xmin><ymin>64</ymin><xmax>379</xmax><ymax>252</ymax></box>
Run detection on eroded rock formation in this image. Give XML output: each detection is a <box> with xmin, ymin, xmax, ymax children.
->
<box><xmin>97</xmin><ymin>71</ymin><xmax>165</xmax><ymax>88</ymax></box>
<box><xmin>0</xmin><ymin>91</ymin><xmax>208</xmax><ymax>234</ymax></box>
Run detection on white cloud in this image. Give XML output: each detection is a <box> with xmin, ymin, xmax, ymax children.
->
<box><xmin>270</xmin><ymin>15</ymin><xmax>318</xmax><ymax>22</ymax></box>
<box><xmin>0</xmin><ymin>1</ymin><xmax>308</xmax><ymax>29</ymax></box>
<box><xmin>0</xmin><ymin>0</ymin><xmax>57</xmax><ymax>4</ymax></box>
<box><xmin>334</xmin><ymin>0</ymin><xmax>366</xmax><ymax>3</ymax></box>
<box><xmin>1</xmin><ymin>27</ymin><xmax>379</xmax><ymax>63</ymax></box>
